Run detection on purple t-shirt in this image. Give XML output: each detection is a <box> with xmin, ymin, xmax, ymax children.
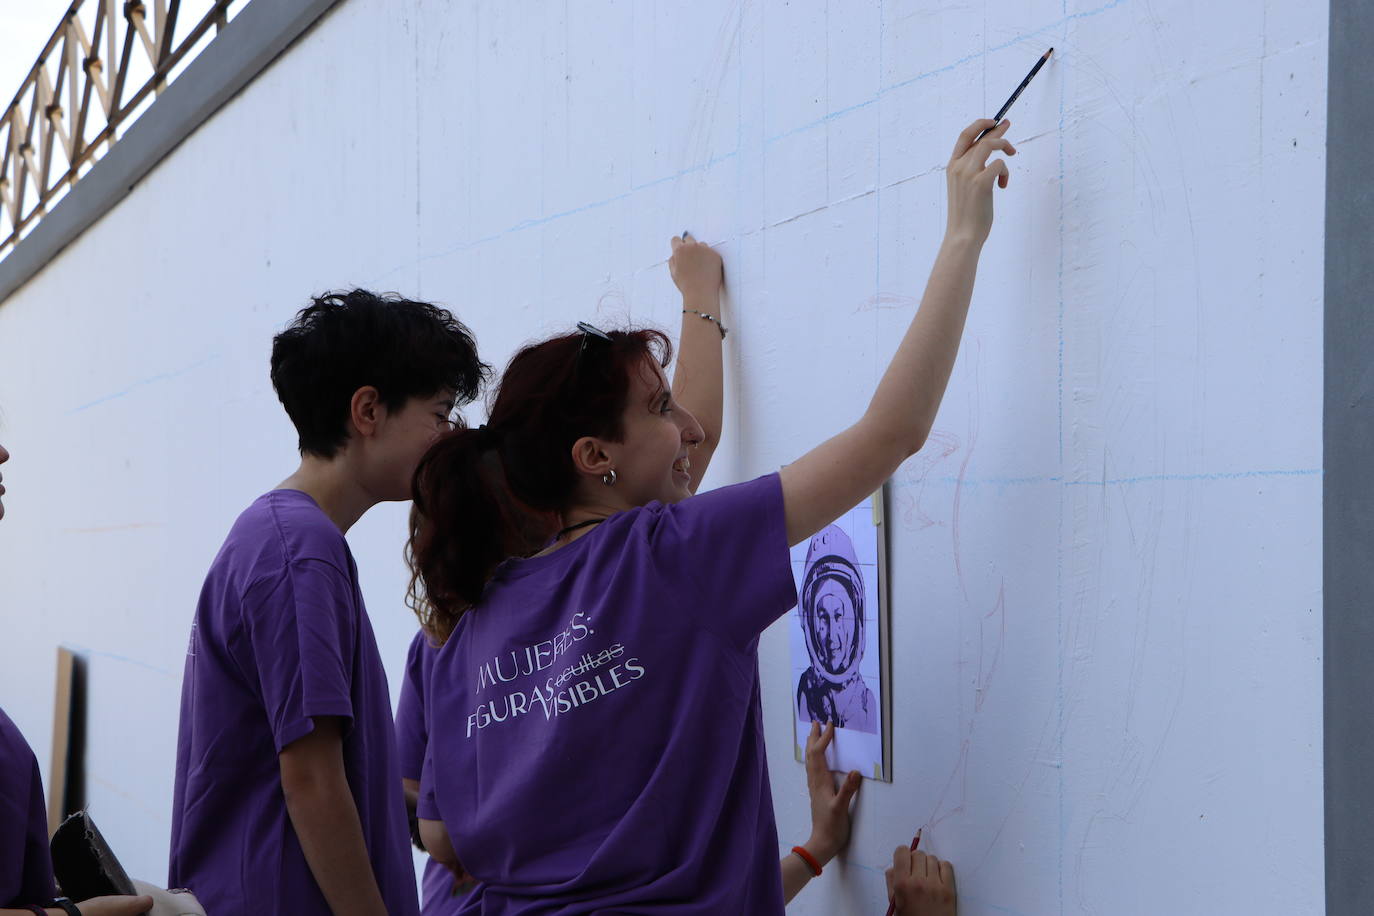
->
<box><xmin>397</xmin><ymin>629</ymin><xmax>474</xmax><ymax>913</ymax></box>
<box><xmin>168</xmin><ymin>489</ymin><xmax>419</xmax><ymax>915</ymax></box>
<box><xmin>419</xmin><ymin>474</ymin><xmax>796</xmax><ymax>915</ymax></box>
<box><xmin>0</xmin><ymin>707</ymin><xmax>57</xmax><ymax>907</ymax></box>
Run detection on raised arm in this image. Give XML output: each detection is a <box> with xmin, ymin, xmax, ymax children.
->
<box><xmin>780</xmin><ymin>119</ymin><xmax>1015</xmax><ymax>546</ymax></box>
<box><xmin>668</xmin><ymin>232</ymin><xmax>726</xmax><ymax>492</ymax></box>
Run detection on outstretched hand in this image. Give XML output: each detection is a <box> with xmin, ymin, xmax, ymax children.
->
<box><xmin>945</xmin><ymin>118</ymin><xmax>1016</xmax><ymax>245</ymax></box>
<box><xmin>803</xmin><ymin>721</ymin><xmax>863</xmax><ymax>863</ymax></box>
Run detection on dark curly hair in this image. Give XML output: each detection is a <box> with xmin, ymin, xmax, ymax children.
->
<box><xmin>270</xmin><ymin>289</ymin><xmax>489</xmax><ymax>457</ymax></box>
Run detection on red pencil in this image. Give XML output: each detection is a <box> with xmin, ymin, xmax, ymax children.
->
<box><xmin>884</xmin><ymin>829</ymin><xmax>922</xmax><ymax>916</ymax></box>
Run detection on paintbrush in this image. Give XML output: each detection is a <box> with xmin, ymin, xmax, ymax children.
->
<box><xmin>883</xmin><ymin>828</ymin><xmax>922</xmax><ymax>916</ymax></box>
<box><xmin>974</xmin><ymin>48</ymin><xmax>1054</xmax><ymax>143</ymax></box>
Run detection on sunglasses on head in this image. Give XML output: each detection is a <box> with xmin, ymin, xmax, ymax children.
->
<box><xmin>576</xmin><ymin>321</ymin><xmax>612</xmax><ymax>346</ymax></box>
<box><xmin>575</xmin><ymin>321</ymin><xmax>613</xmax><ymax>374</ymax></box>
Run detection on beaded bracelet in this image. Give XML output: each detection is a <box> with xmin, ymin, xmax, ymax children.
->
<box><xmin>682</xmin><ymin>308</ymin><xmax>728</xmax><ymax>340</ymax></box>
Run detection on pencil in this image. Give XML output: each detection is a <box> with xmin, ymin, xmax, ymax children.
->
<box><xmin>974</xmin><ymin>48</ymin><xmax>1054</xmax><ymax>143</ymax></box>
<box><xmin>883</xmin><ymin>829</ymin><xmax>922</xmax><ymax>916</ymax></box>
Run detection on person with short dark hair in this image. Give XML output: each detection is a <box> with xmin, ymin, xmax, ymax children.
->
<box><xmin>167</xmin><ymin>290</ymin><xmax>488</xmax><ymax>915</ymax></box>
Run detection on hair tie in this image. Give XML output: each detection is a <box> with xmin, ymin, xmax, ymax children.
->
<box><xmin>474</xmin><ymin>423</ymin><xmax>499</xmax><ymax>447</ymax></box>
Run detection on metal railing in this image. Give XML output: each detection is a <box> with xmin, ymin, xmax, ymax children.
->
<box><xmin>0</xmin><ymin>0</ymin><xmax>240</xmax><ymax>257</ymax></box>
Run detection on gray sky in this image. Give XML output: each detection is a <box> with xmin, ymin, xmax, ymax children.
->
<box><xmin>1</xmin><ymin>1</ymin><xmax>73</xmax><ymax>112</ymax></box>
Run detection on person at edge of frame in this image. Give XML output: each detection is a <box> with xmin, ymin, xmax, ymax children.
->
<box><xmin>783</xmin><ymin>720</ymin><xmax>957</xmax><ymax>915</ymax></box>
<box><xmin>0</xmin><ymin>440</ymin><xmax>154</xmax><ymax>916</ymax></box>
<box><xmin>406</xmin><ymin>117</ymin><xmax>1012</xmax><ymax>914</ymax></box>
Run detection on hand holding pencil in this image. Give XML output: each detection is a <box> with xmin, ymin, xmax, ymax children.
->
<box><xmin>885</xmin><ymin>830</ymin><xmax>957</xmax><ymax>916</ymax></box>
<box><xmin>942</xmin><ymin>46</ymin><xmax>1054</xmax><ymax>248</ymax></box>
<box><xmin>974</xmin><ymin>47</ymin><xmax>1054</xmax><ymax>143</ymax></box>
<box><xmin>945</xmin><ymin>118</ymin><xmax>1016</xmax><ymax>246</ymax></box>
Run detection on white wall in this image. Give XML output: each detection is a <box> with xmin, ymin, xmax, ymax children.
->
<box><xmin>0</xmin><ymin>1</ymin><xmax>1326</xmax><ymax>912</ymax></box>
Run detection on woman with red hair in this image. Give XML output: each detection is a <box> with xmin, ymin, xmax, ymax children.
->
<box><xmin>409</xmin><ymin>118</ymin><xmax>1012</xmax><ymax>915</ymax></box>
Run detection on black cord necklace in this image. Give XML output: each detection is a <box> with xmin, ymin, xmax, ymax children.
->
<box><xmin>555</xmin><ymin>517</ymin><xmax>606</xmax><ymax>541</ymax></box>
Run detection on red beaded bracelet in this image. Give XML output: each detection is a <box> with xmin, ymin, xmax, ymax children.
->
<box><xmin>791</xmin><ymin>845</ymin><xmax>823</xmax><ymax>877</ymax></box>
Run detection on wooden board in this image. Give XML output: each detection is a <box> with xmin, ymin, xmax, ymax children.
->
<box><xmin>46</xmin><ymin>646</ymin><xmax>81</xmax><ymax>835</ymax></box>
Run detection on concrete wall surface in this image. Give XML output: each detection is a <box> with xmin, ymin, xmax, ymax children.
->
<box><xmin>0</xmin><ymin>1</ymin><xmax>1326</xmax><ymax>912</ymax></box>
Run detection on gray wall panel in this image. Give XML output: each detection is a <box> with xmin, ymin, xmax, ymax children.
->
<box><xmin>1325</xmin><ymin>0</ymin><xmax>1374</xmax><ymax>912</ymax></box>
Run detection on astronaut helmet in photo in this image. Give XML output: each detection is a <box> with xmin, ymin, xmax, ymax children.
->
<box><xmin>799</xmin><ymin>524</ymin><xmax>866</xmax><ymax>685</ymax></box>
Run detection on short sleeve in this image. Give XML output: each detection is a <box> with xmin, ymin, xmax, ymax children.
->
<box><xmin>416</xmin><ymin>746</ymin><xmax>440</xmax><ymax>822</ymax></box>
<box><xmin>241</xmin><ymin>559</ymin><xmax>357</xmax><ymax>752</ymax></box>
<box><xmin>0</xmin><ymin>710</ymin><xmax>57</xmax><ymax>907</ymax></box>
<box><xmin>644</xmin><ymin>473</ymin><xmax>797</xmax><ymax>647</ymax></box>
<box><xmin>395</xmin><ymin>631</ymin><xmax>430</xmax><ymax>781</ymax></box>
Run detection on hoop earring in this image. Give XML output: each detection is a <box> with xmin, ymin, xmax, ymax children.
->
<box><xmin>602</xmin><ymin>469</ymin><xmax>618</xmax><ymax>486</ymax></box>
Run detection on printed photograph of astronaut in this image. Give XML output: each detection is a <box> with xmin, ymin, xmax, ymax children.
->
<box><xmin>789</xmin><ymin>492</ymin><xmax>890</xmax><ymax>781</ymax></box>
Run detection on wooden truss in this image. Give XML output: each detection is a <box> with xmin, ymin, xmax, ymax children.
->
<box><xmin>0</xmin><ymin>0</ymin><xmax>239</xmax><ymax>257</ymax></box>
